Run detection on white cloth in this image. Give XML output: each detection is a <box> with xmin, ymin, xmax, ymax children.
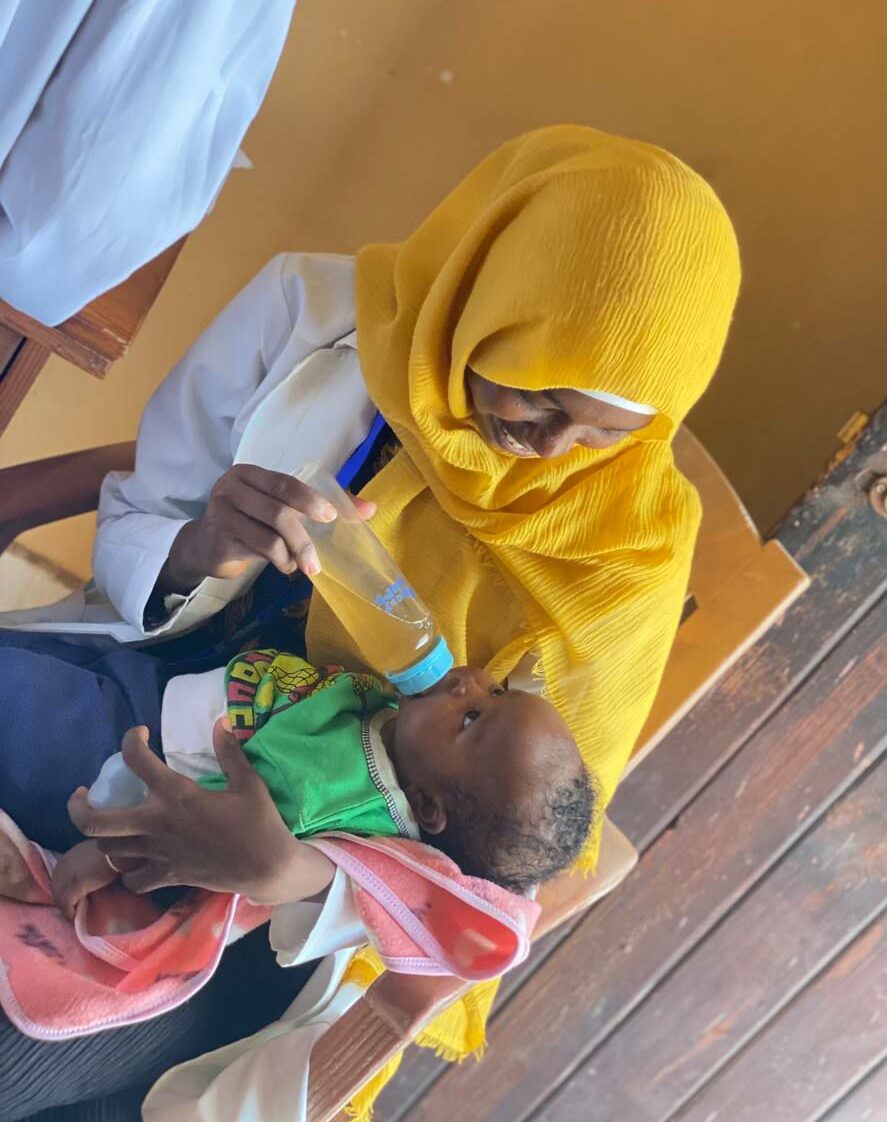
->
<box><xmin>0</xmin><ymin>0</ymin><xmax>296</xmax><ymax>324</ymax></box>
<box><xmin>159</xmin><ymin>668</ymin><xmax>228</xmax><ymax>777</ymax></box>
<box><xmin>143</xmin><ymin>954</ymin><xmax>364</xmax><ymax>1122</ymax></box>
<box><xmin>270</xmin><ymin>866</ymin><xmax>366</xmax><ymax>968</ymax></box>
<box><xmin>575</xmin><ymin>389</ymin><xmax>657</xmax><ymax>415</ymax></box>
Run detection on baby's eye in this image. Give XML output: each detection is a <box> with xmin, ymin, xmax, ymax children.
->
<box><xmin>462</xmin><ymin>709</ymin><xmax>481</xmax><ymax>729</ymax></box>
<box><xmin>490</xmin><ymin>685</ymin><xmax>506</xmax><ymax>696</ymax></box>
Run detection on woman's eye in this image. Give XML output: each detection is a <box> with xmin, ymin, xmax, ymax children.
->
<box><xmin>516</xmin><ymin>390</ymin><xmax>549</xmax><ymax>415</ymax></box>
<box><xmin>462</xmin><ymin>709</ymin><xmax>481</xmax><ymax>729</ymax></box>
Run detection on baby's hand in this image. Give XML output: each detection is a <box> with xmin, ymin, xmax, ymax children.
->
<box><xmin>52</xmin><ymin>840</ymin><xmax>119</xmax><ymax>921</ymax></box>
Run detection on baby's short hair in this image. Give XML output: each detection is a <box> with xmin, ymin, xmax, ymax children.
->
<box><xmin>431</xmin><ymin>765</ymin><xmax>594</xmax><ymax>894</ymax></box>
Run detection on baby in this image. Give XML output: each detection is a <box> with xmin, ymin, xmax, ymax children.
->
<box><xmin>51</xmin><ymin>651</ymin><xmax>593</xmax><ymax>916</ymax></box>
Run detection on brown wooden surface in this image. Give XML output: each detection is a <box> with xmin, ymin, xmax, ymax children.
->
<box><xmin>631</xmin><ymin>428</ymin><xmax>809</xmax><ymax>762</ymax></box>
<box><xmin>307</xmin><ymin>975</ymin><xmax>466</xmax><ymax>1122</ymax></box>
<box><xmin>0</xmin><ymin>339</ymin><xmax>49</xmax><ymax>440</ymax></box>
<box><xmin>676</xmin><ymin>917</ymin><xmax>887</xmax><ymax>1122</ymax></box>
<box><xmin>821</xmin><ymin>1058</ymin><xmax>887</xmax><ymax>1122</ymax></box>
<box><xmin>383</xmin><ymin>405</ymin><xmax>887</xmax><ymax>1122</ymax></box>
<box><xmin>0</xmin><ymin>240</ymin><xmax>184</xmax><ymax>378</ymax></box>
<box><xmin>613</xmin><ymin>404</ymin><xmax>887</xmax><ymax>850</ymax></box>
<box><xmin>540</xmin><ymin>747</ymin><xmax>887</xmax><ymax>1120</ymax></box>
<box><xmin>0</xmin><ymin>323</ymin><xmax>21</xmax><ymax>370</ymax></box>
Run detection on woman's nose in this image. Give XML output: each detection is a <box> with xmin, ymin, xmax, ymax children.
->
<box><xmin>531</xmin><ymin>420</ymin><xmax>579</xmax><ymax>459</ymax></box>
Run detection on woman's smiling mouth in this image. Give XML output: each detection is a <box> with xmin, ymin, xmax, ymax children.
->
<box><xmin>487</xmin><ymin>414</ymin><xmax>537</xmax><ymax>457</ymax></box>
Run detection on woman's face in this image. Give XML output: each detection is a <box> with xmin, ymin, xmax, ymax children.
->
<box><xmin>466</xmin><ymin>370</ymin><xmax>653</xmax><ymax>458</ymax></box>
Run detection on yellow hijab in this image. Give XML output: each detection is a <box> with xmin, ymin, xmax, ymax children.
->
<box><xmin>308</xmin><ymin>125</ymin><xmax>740</xmax><ymax>868</ymax></box>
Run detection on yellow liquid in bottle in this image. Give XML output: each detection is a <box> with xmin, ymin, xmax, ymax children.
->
<box><xmin>310</xmin><ymin>568</ymin><xmax>435</xmax><ymax>678</ymax></box>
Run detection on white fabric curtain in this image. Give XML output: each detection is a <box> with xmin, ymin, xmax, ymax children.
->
<box><xmin>0</xmin><ymin>0</ymin><xmax>296</xmax><ymax>324</ymax></box>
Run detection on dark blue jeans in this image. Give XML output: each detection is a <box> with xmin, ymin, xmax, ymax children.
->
<box><xmin>0</xmin><ymin>631</ymin><xmax>167</xmax><ymax>852</ymax></box>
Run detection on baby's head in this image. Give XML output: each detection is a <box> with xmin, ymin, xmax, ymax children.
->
<box><xmin>383</xmin><ymin>666</ymin><xmax>593</xmax><ymax>893</ymax></box>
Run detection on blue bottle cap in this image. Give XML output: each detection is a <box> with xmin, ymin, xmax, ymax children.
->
<box><xmin>387</xmin><ymin>636</ymin><xmax>454</xmax><ymax>695</ymax></box>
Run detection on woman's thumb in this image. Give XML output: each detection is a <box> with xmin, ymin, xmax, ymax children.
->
<box><xmin>211</xmin><ymin>716</ymin><xmax>252</xmax><ymax>784</ymax></box>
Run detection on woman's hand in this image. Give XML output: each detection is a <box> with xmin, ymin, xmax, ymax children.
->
<box><xmin>67</xmin><ymin>722</ymin><xmax>336</xmax><ymax>905</ymax></box>
<box><xmin>158</xmin><ymin>464</ymin><xmax>376</xmax><ymax>594</ymax></box>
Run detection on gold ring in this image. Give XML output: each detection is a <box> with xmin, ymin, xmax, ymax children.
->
<box><xmin>105</xmin><ymin>854</ymin><xmax>122</xmax><ymax>874</ymax></box>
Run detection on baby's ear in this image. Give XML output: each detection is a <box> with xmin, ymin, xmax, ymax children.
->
<box><xmin>404</xmin><ymin>784</ymin><xmax>447</xmax><ymax>835</ymax></box>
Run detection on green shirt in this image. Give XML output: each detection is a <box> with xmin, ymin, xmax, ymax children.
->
<box><xmin>198</xmin><ymin>650</ymin><xmax>416</xmax><ymax>840</ymax></box>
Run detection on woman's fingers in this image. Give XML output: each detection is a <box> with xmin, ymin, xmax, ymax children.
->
<box><xmin>225</xmin><ymin>509</ymin><xmax>302</xmax><ymax>575</ymax></box>
<box><xmin>163</xmin><ymin>464</ymin><xmax>376</xmax><ymax>590</ymax></box>
<box><xmin>121</xmin><ymin>862</ymin><xmax>171</xmax><ymax>895</ymax></box>
<box><xmin>95</xmin><ymin>842</ymin><xmax>145</xmax><ymax>868</ymax></box>
<box><xmin>218</xmin><ymin>470</ymin><xmax>329</xmax><ymax>576</ymax></box>
<box><xmin>211</xmin><ymin>718</ymin><xmax>259</xmax><ymax>789</ymax></box>
<box><xmin>233</xmin><ymin>466</ymin><xmax>336</xmax><ymax>524</ymax></box>
<box><xmin>68</xmin><ymin>788</ymin><xmax>148</xmax><ymax>838</ymax></box>
<box><xmin>350</xmin><ymin>496</ymin><xmax>376</xmax><ymax>521</ymax></box>
<box><xmin>119</xmin><ymin>726</ymin><xmax>178</xmax><ymax>789</ymax></box>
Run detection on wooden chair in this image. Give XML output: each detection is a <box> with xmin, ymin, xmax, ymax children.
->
<box><xmin>0</xmin><ymin>429</ymin><xmax>808</xmax><ymax>1120</ymax></box>
<box><xmin>0</xmin><ymin>241</ymin><xmax>185</xmax><ymax>439</ymax></box>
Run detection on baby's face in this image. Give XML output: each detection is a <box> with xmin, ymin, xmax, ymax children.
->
<box><xmin>389</xmin><ymin>666</ymin><xmax>574</xmax><ymax>804</ymax></box>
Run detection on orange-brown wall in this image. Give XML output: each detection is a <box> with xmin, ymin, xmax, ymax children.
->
<box><xmin>2</xmin><ymin>0</ymin><xmax>885</xmax><ymax>580</ymax></box>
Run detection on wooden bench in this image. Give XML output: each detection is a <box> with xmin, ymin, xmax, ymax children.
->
<box><xmin>0</xmin><ymin>429</ymin><xmax>808</xmax><ymax>1120</ymax></box>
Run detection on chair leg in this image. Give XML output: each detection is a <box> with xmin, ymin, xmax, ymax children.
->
<box><xmin>0</xmin><ymin>339</ymin><xmax>49</xmax><ymax>439</ymax></box>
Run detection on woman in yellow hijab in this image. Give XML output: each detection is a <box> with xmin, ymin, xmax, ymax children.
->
<box><xmin>313</xmin><ymin>130</ymin><xmax>740</xmax><ymax>1113</ymax></box>
<box><xmin>310</xmin><ymin>124</ymin><xmax>741</xmax><ymax>866</ymax></box>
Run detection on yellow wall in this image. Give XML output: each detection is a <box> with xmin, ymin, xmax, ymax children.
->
<box><xmin>2</xmin><ymin>0</ymin><xmax>885</xmax><ymax>581</ymax></box>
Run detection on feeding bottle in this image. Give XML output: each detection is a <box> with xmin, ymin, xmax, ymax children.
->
<box><xmin>89</xmin><ymin>752</ymin><xmax>149</xmax><ymax>809</ymax></box>
<box><xmin>299</xmin><ymin>461</ymin><xmax>453</xmax><ymax>695</ymax></box>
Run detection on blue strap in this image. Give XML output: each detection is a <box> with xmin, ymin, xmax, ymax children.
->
<box><xmin>335</xmin><ymin>410</ymin><xmax>387</xmax><ymax>490</ymax></box>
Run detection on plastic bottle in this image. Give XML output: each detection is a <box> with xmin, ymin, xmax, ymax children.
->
<box><xmin>299</xmin><ymin>461</ymin><xmax>453</xmax><ymax>695</ymax></box>
<box><xmin>88</xmin><ymin>751</ymin><xmax>149</xmax><ymax>809</ymax></box>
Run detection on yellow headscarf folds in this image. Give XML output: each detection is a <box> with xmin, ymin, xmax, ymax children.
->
<box><xmin>309</xmin><ymin>125</ymin><xmax>739</xmax><ymax>864</ymax></box>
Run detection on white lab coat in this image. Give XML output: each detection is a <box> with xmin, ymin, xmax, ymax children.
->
<box><xmin>0</xmin><ymin>252</ymin><xmax>377</xmax><ymax>642</ymax></box>
<box><xmin>0</xmin><ymin>0</ymin><xmax>296</xmax><ymax>324</ymax></box>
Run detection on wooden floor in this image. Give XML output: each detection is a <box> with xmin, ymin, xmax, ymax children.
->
<box><xmin>378</xmin><ymin>406</ymin><xmax>887</xmax><ymax>1122</ymax></box>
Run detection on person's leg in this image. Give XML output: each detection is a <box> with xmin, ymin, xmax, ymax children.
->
<box><xmin>0</xmin><ymin>632</ymin><xmax>166</xmax><ymax>852</ymax></box>
<box><xmin>0</xmin><ymin>923</ymin><xmax>316</xmax><ymax>1122</ymax></box>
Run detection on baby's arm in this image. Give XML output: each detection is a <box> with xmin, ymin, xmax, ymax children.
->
<box><xmin>52</xmin><ymin>840</ymin><xmax>119</xmax><ymax>921</ymax></box>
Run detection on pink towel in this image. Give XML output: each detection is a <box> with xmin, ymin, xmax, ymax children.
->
<box><xmin>313</xmin><ymin>833</ymin><xmax>539</xmax><ymax>981</ymax></box>
<box><xmin>0</xmin><ymin>815</ymin><xmax>538</xmax><ymax>1040</ymax></box>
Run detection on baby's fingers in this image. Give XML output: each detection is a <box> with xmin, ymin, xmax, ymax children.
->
<box><xmin>52</xmin><ymin>869</ymin><xmax>85</xmax><ymax>922</ymax></box>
